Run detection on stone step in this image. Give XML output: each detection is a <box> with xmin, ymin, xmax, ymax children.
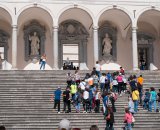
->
<box><xmin>0</xmin><ymin>70</ymin><xmax>160</xmax><ymax>130</ymax></box>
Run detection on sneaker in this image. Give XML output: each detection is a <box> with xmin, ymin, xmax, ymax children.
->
<box><xmin>83</xmin><ymin>111</ymin><xmax>86</xmax><ymax>113</ymax></box>
<box><xmin>58</xmin><ymin>111</ymin><xmax>61</xmax><ymax>114</ymax></box>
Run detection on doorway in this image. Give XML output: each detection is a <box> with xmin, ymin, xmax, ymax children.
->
<box><xmin>138</xmin><ymin>45</ymin><xmax>153</xmax><ymax>70</ymax></box>
<box><xmin>63</xmin><ymin>44</ymin><xmax>79</xmax><ymax>69</ymax></box>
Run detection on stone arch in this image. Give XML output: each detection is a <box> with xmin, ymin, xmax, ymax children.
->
<box><xmin>23</xmin><ymin>20</ymin><xmax>46</xmax><ymax>61</ymax></box>
<box><xmin>98</xmin><ymin>7</ymin><xmax>132</xmax><ymax>63</ymax></box>
<box><xmin>97</xmin><ymin>7</ymin><xmax>132</xmax><ymax>40</ymax></box>
<box><xmin>0</xmin><ymin>4</ymin><xmax>14</xmax><ymax>24</ymax></box>
<box><xmin>57</xmin><ymin>5</ymin><xmax>94</xmax><ymax>26</ymax></box>
<box><xmin>136</xmin><ymin>8</ymin><xmax>160</xmax><ymax>69</ymax></box>
<box><xmin>17</xmin><ymin>4</ymin><xmax>55</xmax><ymax>25</ymax></box>
<box><xmin>96</xmin><ymin>6</ymin><xmax>133</xmax><ymax>26</ymax></box>
<box><xmin>16</xmin><ymin>5</ymin><xmax>54</xmax><ymax>69</ymax></box>
<box><xmin>136</xmin><ymin>7</ymin><xmax>160</xmax><ymax>25</ymax></box>
<box><xmin>58</xmin><ymin>19</ymin><xmax>89</xmax><ymax>68</ymax></box>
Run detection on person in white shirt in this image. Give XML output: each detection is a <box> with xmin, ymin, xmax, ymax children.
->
<box><xmin>95</xmin><ymin>61</ymin><xmax>101</xmax><ymax>79</ymax></box>
<box><xmin>122</xmin><ymin>76</ymin><xmax>127</xmax><ymax>93</ymax></box>
<box><xmin>111</xmin><ymin>78</ymin><xmax>118</xmax><ymax>93</ymax></box>
<box><xmin>95</xmin><ymin>89</ymin><xmax>101</xmax><ymax>113</ymax></box>
<box><xmin>83</xmin><ymin>89</ymin><xmax>89</xmax><ymax>113</ymax></box>
<box><xmin>79</xmin><ymin>80</ymin><xmax>86</xmax><ymax>91</ymax></box>
<box><xmin>99</xmin><ymin>73</ymin><xmax>106</xmax><ymax>92</ymax></box>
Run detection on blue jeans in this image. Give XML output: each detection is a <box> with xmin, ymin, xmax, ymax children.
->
<box><xmin>143</xmin><ymin>99</ymin><xmax>149</xmax><ymax>110</ymax></box>
<box><xmin>40</xmin><ymin>61</ymin><xmax>46</xmax><ymax>70</ymax></box>
<box><xmin>100</xmin><ymin>83</ymin><xmax>105</xmax><ymax>91</ymax></box>
<box><xmin>133</xmin><ymin>100</ymin><xmax>138</xmax><ymax>112</ymax></box>
<box><xmin>125</xmin><ymin>123</ymin><xmax>132</xmax><ymax>130</ymax></box>
<box><xmin>96</xmin><ymin>71</ymin><xmax>101</xmax><ymax>79</ymax></box>
<box><xmin>149</xmin><ymin>99</ymin><xmax>157</xmax><ymax>112</ymax></box>
<box><xmin>75</xmin><ymin>103</ymin><xmax>80</xmax><ymax>112</ymax></box>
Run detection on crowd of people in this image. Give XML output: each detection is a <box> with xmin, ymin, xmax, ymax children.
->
<box><xmin>52</xmin><ymin>61</ymin><xmax>160</xmax><ymax>130</ymax></box>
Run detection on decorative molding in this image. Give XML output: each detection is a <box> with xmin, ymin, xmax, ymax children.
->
<box><xmin>58</xmin><ymin>20</ymin><xmax>89</xmax><ymax>68</ymax></box>
<box><xmin>137</xmin><ymin>32</ymin><xmax>155</xmax><ymax>44</ymax></box>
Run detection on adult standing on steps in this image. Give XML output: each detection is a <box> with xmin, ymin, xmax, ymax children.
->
<box><xmin>105</xmin><ymin>106</ymin><xmax>115</xmax><ymax>130</ymax></box>
<box><xmin>137</xmin><ymin>75</ymin><xmax>144</xmax><ymax>105</ymax></box>
<box><xmin>95</xmin><ymin>61</ymin><xmax>101</xmax><ymax>79</ymax></box>
<box><xmin>52</xmin><ymin>87</ymin><xmax>62</xmax><ymax>113</ymax></box>
<box><xmin>132</xmin><ymin>88</ymin><xmax>139</xmax><ymax>113</ymax></box>
<box><xmin>149</xmin><ymin>87</ymin><xmax>157</xmax><ymax>112</ymax></box>
<box><xmin>63</xmin><ymin>87</ymin><xmax>71</xmax><ymax>113</ymax></box>
<box><xmin>40</xmin><ymin>53</ymin><xmax>47</xmax><ymax>70</ymax></box>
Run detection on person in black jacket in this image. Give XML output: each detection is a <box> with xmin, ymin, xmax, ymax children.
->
<box><xmin>63</xmin><ymin>87</ymin><xmax>71</xmax><ymax>113</ymax></box>
<box><xmin>105</xmin><ymin>106</ymin><xmax>114</xmax><ymax>130</ymax></box>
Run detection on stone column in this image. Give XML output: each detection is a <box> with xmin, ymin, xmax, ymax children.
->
<box><xmin>93</xmin><ymin>26</ymin><xmax>99</xmax><ymax>64</ymax></box>
<box><xmin>53</xmin><ymin>26</ymin><xmax>59</xmax><ymax>70</ymax></box>
<box><xmin>12</xmin><ymin>25</ymin><xmax>18</xmax><ymax>69</ymax></box>
<box><xmin>132</xmin><ymin>27</ymin><xmax>138</xmax><ymax>70</ymax></box>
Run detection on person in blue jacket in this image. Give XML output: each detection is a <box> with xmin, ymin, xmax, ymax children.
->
<box><xmin>53</xmin><ymin>87</ymin><xmax>62</xmax><ymax>113</ymax></box>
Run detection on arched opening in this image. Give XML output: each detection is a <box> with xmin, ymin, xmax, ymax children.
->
<box><xmin>98</xmin><ymin>9</ymin><xmax>132</xmax><ymax>69</ymax></box>
<box><xmin>0</xmin><ymin>7</ymin><xmax>12</xmax><ymax>69</ymax></box>
<box><xmin>58</xmin><ymin>8</ymin><xmax>93</xmax><ymax>69</ymax></box>
<box><xmin>137</xmin><ymin>9</ymin><xmax>160</xmax><ymax>70</ymax></box>
<box><xmin>58</xmin><ymin>20</ymin><xmax>89</xmax><ymax>69</ymax></box>
<box><xmin>17</xmin><ymin>7</ymin><xmax>53</xmax><ymax>69</ymax></box>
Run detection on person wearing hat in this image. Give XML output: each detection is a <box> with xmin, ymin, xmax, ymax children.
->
<box><xmin>58</xmin><ymin>119</ymin><xmax>71</xmax><ymax>130</ymax></box>
<box><xmin>53</xmin><ymin>87</ymin><xmax>62</xmax><ymax>113</ymax></box>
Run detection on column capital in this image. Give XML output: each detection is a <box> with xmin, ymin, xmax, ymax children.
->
<box><xmin>12</xmin><ymin>25</ymin><xmax>18</xmax><ymax>31</ymax></box>
<box><xmin>12</xmin><ymin>25</ymin><xmax>17</xmax><ymax>28</ymax></box>
<box><xmin>93</xmin><ymin>26</ymin><xmax>99</xmax><ymax>30</ymax></box>
<box><xmin>132</xmin><ymin>26</ymin><xmax>138</xmax><ymax>30</ymax></box>
<box><xmin>53</xmin><ymin>26</ymin><xmax>59</xmax><ymax>30</ymax></box>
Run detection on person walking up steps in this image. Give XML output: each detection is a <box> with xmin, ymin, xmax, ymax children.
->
<box><xmin>52</xmin><ymin>87</ymin><xmax>62</xmax><ymax>113</ymax></box>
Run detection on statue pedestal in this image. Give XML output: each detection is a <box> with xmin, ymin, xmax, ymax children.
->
<box><xmin>101</xmin><ymin>62</ymin><xmax>121</xmax><ymax>70</ymax></box>
<box><xmin>2</xmin><ymin>60</ymin><xmax>12</xmax><ymax>70</ymax></box>
<box><xmin>150</xmin><ymin>63</ymin><xmax>158</xmax><ymax>71</ymax></box>
<box><xmin>79</xmin><ymin>63</ymin><xmax>89</xmax><ymax>70</ymax></box>
<box><xmin>101</xmin><ymin>54</ymin><xmax>114</xmax><ymax>64</ymax></box>
<box><xmin>24</xmin><ymin>61</ymin><xmax>52</xmax><ymax>70</ymax></box>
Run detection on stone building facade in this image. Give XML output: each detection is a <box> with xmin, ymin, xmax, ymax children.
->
<box><xmin>0</xmin><ymin>0</ymin><xmax>160</xmax><ymax>70</ymax></box>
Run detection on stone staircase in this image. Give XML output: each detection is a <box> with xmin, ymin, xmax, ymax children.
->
<box><xmin>0</xmin><ymin>70</ymin><xmax>160</xmax><ymax>130</ymax></box>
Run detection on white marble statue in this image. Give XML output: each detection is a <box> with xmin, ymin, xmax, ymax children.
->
<box><xmin>102</xmin><ymin>33</ymin><xmax>112</xmax><ymax>56</ymax></box>
<box><xmin>29</xmin><ymin>32</ymin><xmax>40</xmax><ymax>55</ymax></box>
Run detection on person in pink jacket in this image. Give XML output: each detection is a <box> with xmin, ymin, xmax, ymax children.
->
<box><xmin>124</xmin><ymin>108</ymin><xmax>132</xmax><ymax>130</ymax></box>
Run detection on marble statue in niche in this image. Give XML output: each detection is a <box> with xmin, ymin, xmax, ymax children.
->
<box><xmin>102</xmin><ymin>33</ymin><xmax>112</xmax><ymax>56</ymax></box>
<box><xmin>29</xmin><ymin>32</ymin><xmax>40</xmax><ymax>56</ymax></box>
